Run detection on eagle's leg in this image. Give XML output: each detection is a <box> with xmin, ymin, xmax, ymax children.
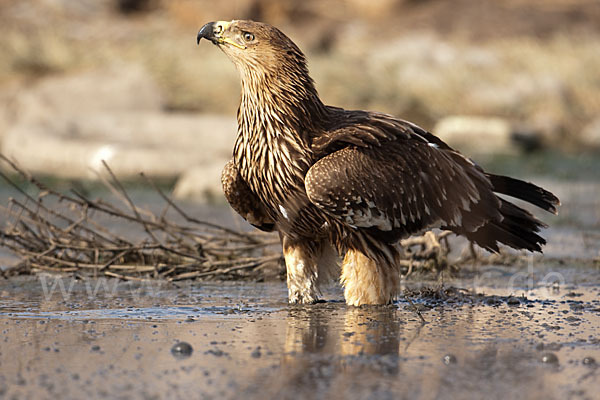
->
<box><xmin>282</xmin><ymin>236</ymin><xmax>322</xmax><ymax>304</ymax></box>
<box><xmin>340</xmin><ymin>249</ymin><xmax>399</xmax><ymax>306</ymax></box>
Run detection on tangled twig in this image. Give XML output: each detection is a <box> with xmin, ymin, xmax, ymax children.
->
<box><xmin>0</xmin><ymin>155</ymin><xmax>517</xmax><ymax>282</ymax></box>
<box><xmin>0</xmin><ymin>155</ymin><xmax>280</xmax><ymax>281</ymax></box>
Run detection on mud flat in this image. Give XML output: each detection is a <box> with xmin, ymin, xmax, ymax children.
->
<box><xmin>1</xmin><ymin>259</ymin><xmax>599</xmax><ymax>400</ymax></box>
<box><xmin>0</xmin><ymin>177</ymin><xmax>599</xmax><ymax>399</ymax></box>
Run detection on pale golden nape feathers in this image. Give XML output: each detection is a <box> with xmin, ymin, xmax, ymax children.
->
<box><xmin>197</xmin><ymin>20</ymin><xmax>560</xmax><ymax>305</ymax></box>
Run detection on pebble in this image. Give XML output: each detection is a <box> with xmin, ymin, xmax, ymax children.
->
<box><xmin>506</xmin><ymin>297</ymin><xmax>521</xmax><ymax>306</ymax></box>
<box><xmin>540</xmin><ymin>352</ymin><xmax>559</xmax><ymax>364</ymax></box>
<box><xmin>582</xmin><ymin>356</ymin><xmax>596</xmax><ymax>366</ymax></box>
<box><xmin>171</xmin><ymin>342</ymin><xmax>193</xmax><ymax>359</ymax></box>
<box><xmin>205</xmin><ymin>349</ymin><xmax>226</xmax><ymax>357</ymax></box>
<box><xmin>485</xmin><ymin>297</ymin><xmax>502</xmax><ymax>306</ymax></box>
<box><xmin>443</xmin><ymin>354</ymin><xmax>457</xmax><ymax>365</ymax></box>
<box><xmin>251</xmin><ymin>347</ymin><xmax>262</xmax><ymax>358</ymax></box>
<box><xmin>536</xmin><ymin>342</ymin><xmax>562</xmax><ymax>351</ymax></box>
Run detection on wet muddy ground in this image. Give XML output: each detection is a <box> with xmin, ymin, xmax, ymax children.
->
<box><xmin>1</xmin><ymin>260</ymin><xmax>599</xmax><ymax>400</ymax></box>
<box><xmin>0</xmin><ymin>174</ymin><xmax>599</xmax><ymax>399</ymax></box>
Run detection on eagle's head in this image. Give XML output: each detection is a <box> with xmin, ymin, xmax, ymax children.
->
<box><xmin>197</xmin><ymin>20</ymin><xmax>309</xmax><ymax>84</ymax></box>
<box><xmin>198</xmin><ymin>20</ymin><xmax>328</xmax><ymax>134</ymax></box>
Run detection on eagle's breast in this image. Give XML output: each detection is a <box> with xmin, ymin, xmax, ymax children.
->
<box><xmin>234</xmin><ymin>101</ymin><xmax>318</xmax><ymax>234</ymax></box>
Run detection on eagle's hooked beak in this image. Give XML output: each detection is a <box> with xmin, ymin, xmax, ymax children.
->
<box><xmin>197</xmin><ymin>21</ymin><xmax>247</xmax><ymax>49</ymax></box>
<box><xmin>197</xmin><ymin>22</ymin><xmax>217</xmax><ymax>45</ymax></box>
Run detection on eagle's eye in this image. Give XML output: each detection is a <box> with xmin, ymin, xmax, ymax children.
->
<box><xmin>214</xmin><ymin>24</ymin><xmax>223</xmax><ymax>34</ymax></box>
<box><xmin>242</xmin><ymin>32</ymin><xmax>255</xmax><ymax>42</ymax></box>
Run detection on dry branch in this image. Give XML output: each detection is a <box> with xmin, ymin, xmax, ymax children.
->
<box><xmin>0</xmin><ymin>155</ymin><xmax>489</xmax><ymax>282</ymax></box>
<box><xmin>0</xmin><ymin>155</ymin><xmax>281</xmax><ymax>281</ymax></box>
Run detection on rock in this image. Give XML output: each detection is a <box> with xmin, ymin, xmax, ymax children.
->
<box><xmin>580</xmin><ymin>117</ymin><xmax>600</xmax><ymax>150</ymax></box>
<box><xmin>0</xmin><ymin>63</ymin><xmax>237</xmax><ymax>180</ymax></box>
<box><xmin>0</xmin><ymin>83</ymin><xmax>21</xmax><ymax>144</ymax></box>
<box><xmin>10</xmin><ymin>63</ymin><xmax>163</xmax><ymax>125</ymax></box>
<box><xmin>63</xmin><ymin>112</ymin><xmax>236</xmax><ymax>153</ymax></box>
<box><xmin>172</xmin><ymin>163</ymin><xmax>226</xmax><ymax>201</ymax></box>
<box><xmin>434</xmin><ymin>115</ymin><xmax>526</xmax><ymax>154</ymax></box>
<box><xmin>345</xmin><ymin>0</ymin><xmax>398</xmax><ymax>19</ymax></box>
<box><xmin>2</xmin><ymin>112</ymin><xmax>236</xmax><ymax>179</ymax></box>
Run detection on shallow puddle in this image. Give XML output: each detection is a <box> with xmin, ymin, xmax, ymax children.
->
<box><xmin>1</xmin><ymin>261</ymin><xmax>599</xmax><ymax>400</ymax></box>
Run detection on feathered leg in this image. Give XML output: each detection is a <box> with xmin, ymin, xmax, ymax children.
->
<box><xmin>283</xmin><ymin>236</ymin><xmax>324</xmax><ymax>304</ymax></box>
<box><xmin>340</xmin><ymin>249</ymin><xmax>400</xmax><ymax>306</ymax></box>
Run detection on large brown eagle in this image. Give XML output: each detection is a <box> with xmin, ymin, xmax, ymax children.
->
<box><xmin>197</xmin><ymin>20</ymin><xmax>560</xmax><ymax>306</ymax></box>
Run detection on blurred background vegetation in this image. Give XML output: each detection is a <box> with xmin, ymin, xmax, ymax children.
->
<box><xmin>0</xmin><ymin>0</ymin><xmax>599</xmax><ymax>187</ymax></box>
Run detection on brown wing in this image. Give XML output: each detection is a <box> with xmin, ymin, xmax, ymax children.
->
<box><xmin>305</xmin><ymin>139</ymin><xmax>502</xmax><ymax>243</ymax></box>
<box><xmin>221</xmin><ymin>159</ymin><xmax>275</xmax><ymax>232</ymax></box>
<box><xmin>312</xmin><ymin>109</ymin><xmax>452</xmax><ymax>156</ymax></box>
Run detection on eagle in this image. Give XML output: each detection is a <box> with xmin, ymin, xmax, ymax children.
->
<box><xmin>197</xmin><ymin>20</ymin><xmax>560</xmax><ymax>306</ymax></box>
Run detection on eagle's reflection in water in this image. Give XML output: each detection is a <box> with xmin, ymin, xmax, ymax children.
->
<box><xmin>279</xmin><ymin>303</ymin><xmax>408</xmax><ymax>395</ymax></box>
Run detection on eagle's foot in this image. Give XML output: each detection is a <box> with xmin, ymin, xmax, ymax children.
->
<box><xmin>288</xmin><ymin>289</ymin><xmax>319</xmax><ymax>305</ymax></box>
<box><xmin>285</xmin><ymin>261</ymin><xmax>320</xmax><ymax>305</ymax></box>
<box><xmin>283</xmin><ymin>237</ymin><xmax>322</xmax><ymax>306</ymax></box>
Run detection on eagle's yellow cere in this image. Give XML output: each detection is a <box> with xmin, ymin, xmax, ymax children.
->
<box><xmin>197</xmin><ymin>20</ymin><xmax>560</xmax><ymax>306</ymax></box>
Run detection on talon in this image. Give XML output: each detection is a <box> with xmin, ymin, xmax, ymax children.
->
<box><xmin>288</xmin><ymin>291</ymin><xmax>319</xmax><ymax>304</ymax></box>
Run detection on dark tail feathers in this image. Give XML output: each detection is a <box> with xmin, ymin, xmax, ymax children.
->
<box><xmin>486</xmin><ymin>173</ymin><xmax>560</xmax><ymax>214</ymax></box>
<box><xmin>455</xmin><ymin>174</ymin><xmax>560</xmax><ymax>253</ymax></box>
<box><xmin>462</xmin><ymin>199</ymin><xmax>547</xmax><ymax>253</ymax></box>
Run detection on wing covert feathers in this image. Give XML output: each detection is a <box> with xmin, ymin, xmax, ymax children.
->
<box><xmin>305</xmin><ymin>133</ymin><xmax>558</xmax><ymax>253</ymax></box>
<box><xmin>305</xmin><ymin>140</ymin><xmax>501</xmax><ymax>243</ymax></box>
<box><xmin>221</xmin><ymin>159</ymin><xmax>275</xmax><ymax>232</ymax></box>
